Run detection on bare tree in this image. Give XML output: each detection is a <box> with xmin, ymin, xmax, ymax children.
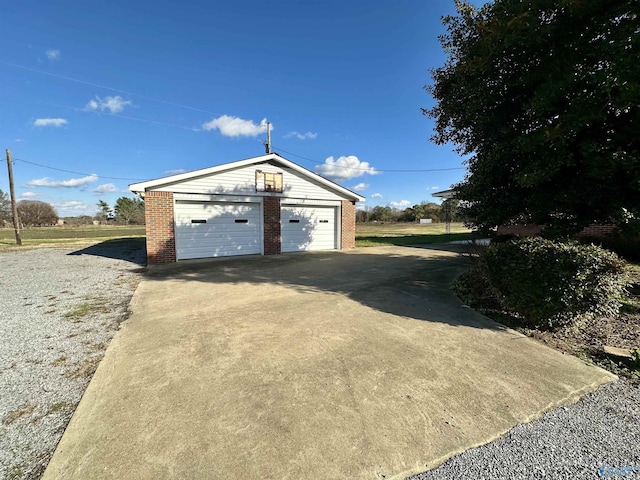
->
<box><xmin>17</xmin><ymin>200</ymin><xmax>59</xmax><ymax>227</ymax></box>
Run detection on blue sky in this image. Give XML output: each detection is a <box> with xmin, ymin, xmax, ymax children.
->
<box><xmin>1</xmin><ymin>0</ymin><xmax>481</xmax><ymax>217</ymax></box>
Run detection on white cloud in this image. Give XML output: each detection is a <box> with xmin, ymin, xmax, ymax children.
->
<box><xmin>85</xmin><ymin>95</ymin><xmax>132</xmax><ymax>113</ymax></box>
<box><xmin>314</xmin><ymin>155</ymin><xmax>378</xmax><ymax>182</ymax></box>
<box><xmin>53</xmin><ymin>201</ymin><xmax>86</xmax><ymax>210</ymax></box>
<box><xmin>26</xmin><ymin>174</ymin><xmax>98</xmax><ymax>188</ymax></box>
<box><xmin>93</xmin><ymin>183</ymin><xmax>117</xmax><ymax>194</ymax></box>
<box><xmin>45</xmin><ymin>49</ymin><xmax>60</xmax><ymax>60</ymax></box>
<box><xmin>20</xmin><ymin>191</ymin><xmax>39</xmax><ymax>198</ymax></box>
<box><xmin>284</xmin><ymin>131</ymin><xmax>317</xmax><ymax>140</ymax></box>
<box><xmin>430</xmin><ymin>186</ymin><xmax>441</xmax><ymax>190</ymax></box>
<box><xmin>15</xmin><ymin>138</ymin><xmax>24</xmax><ymax>143</ymax></box>
<box><xmin>390</xmin><ymin>200</ymin><xmax>411</xmax><ymax>208</ymax></box>
<box><xmin>52</xmin><ymin>201</ymin><xmax>93</xmax><ymax>217</ymax></box>
<box><xmin>352</xmin><ymin>183</ymin><xmax>368</xmax><ymax>191</ymax></box>
<box><xmin>201</xmin><ymin>115</ymin><xmax>268</xmax><ymax>137</ymax></box>
<box><xmin>164</xmin><ymin>169</ymin><xmax>187</xmax><ymax>175</ymax></box>
<box><xmin>370</xmin><ymin>193</ymin><xmax>383</xmax><ymax>199</ymax></box>
<box><xmin>34</xmin><ymin>118</ymin><xmax>68</xmax><ymax>127</ymax></box>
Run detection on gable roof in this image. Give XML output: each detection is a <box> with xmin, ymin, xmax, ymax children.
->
<box><xmin>129</xmin><ymin>153</ymin><xmax>365</xmax><ymax>202</ymax></box>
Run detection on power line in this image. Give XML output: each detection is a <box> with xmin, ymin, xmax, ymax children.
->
<box><xmin>13</xmin><ymin>157</ymin><xmax>145</xmax><ymax>181</ymax></box>
<box><xmin>0</xmin><ymin>60</ymin><xmax>223</xmax><ymax>116</ymax></box>
<box><xmin>40</xmin><ymin>101</ymin><xmax>200</xmax><ymax>131</ymax></box>
<box><xmin>2</xmin><ymin>61</ymin><xmax>465</xmax><ymax>176</ymax></box>
<box><xmin>272</xmin><ymin>145</ymin><xmax>466</xmax><ymax>173</ymax></box>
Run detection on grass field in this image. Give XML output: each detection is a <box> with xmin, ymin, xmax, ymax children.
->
<box><xmin>356</xmin><ymin>222</ymin><xmax>475</xmax><ymax>247</ymax></box>
<box><xmin>0</xmin><ymin>223</ymin><xmax>473</xmax><ymax>251</ymax></box>
<box><xmin>0</xmin><ymin>225</ymin><xmax>145</xmax><ymax>250</ymax></box>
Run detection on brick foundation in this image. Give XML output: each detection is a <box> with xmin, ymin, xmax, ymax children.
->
<box><xmin>496</xmin><ymin>224</ymin><xmax>543</xmax><ymax>236</ymax></box>
<box><xmin>497</xmin><ymin>223</ymin><xmax>615</xmax><ymax>239</ymax></box>
<box><xmin>263</xmin><ymin>196</ymin><xmax>281</xmax><ymax>255</ymax></box>
<box><xmin>341</xmin><ymin>200</ymin><xmax>356</xmax><ymax>249</ymax></box>
<box><xmin>578</xmin><ymin>224</ymin><xmax>616</xmax><ymax>238</ymax></box>
<box><xmin>144</xmin><ymin>191</ymin><xmax>176</xmax><ymax>264</ymax></box>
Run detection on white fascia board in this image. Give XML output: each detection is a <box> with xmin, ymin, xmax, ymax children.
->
<box><xmin>128</xmin><ymin>154</ymin><xmax>274</xmax><ymax>192</ymax></box>
<box><xmin>272</xmin><ymin>155</ymin><xmax>365</xmax><ymax>202</ymax></box>
<box><xmin>129</xmin><ymin>153</ymin><xmax>365</xmax><ymax>202</ymax></box>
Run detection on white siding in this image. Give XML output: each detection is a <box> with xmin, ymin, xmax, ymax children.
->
<box><xmin>281</xmin><ymin>206</ymin><xmax>337</xmax><ymax>252</ymax></box>
<box><xmin>155</xmin><ymin>162</ymin><xmax>346</xmax><ymax>201</ymax></box>
<box><xmin>175</xmin><ymin>201</ymin><xmax>261</xmax><ymax>260</ymax></box>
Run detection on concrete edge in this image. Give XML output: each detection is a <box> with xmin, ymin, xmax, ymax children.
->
<box><xmin>389</xmin><ymin>374</ymin><xmax>618</xmax><ymax>480</ymax></box>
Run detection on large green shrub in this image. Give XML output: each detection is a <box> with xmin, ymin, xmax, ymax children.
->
<box><xmin>579</xmin><ymin>234</ymin><xmax>640</xmax><ymax>263</ymax></box>
<box><xmin>481</xmin><ymin>237</ymin><xmax>628</xmax><ymax>328</ymax></box>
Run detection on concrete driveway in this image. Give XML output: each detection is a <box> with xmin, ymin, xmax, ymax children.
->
<box><xmin>43</xmin><ymin>246</ymin><xmax>614</xmax><ymax>480</ymax></box>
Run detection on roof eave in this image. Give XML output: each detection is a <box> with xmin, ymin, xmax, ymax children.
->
<box><xmin>129</xmin><ymin>153</ymin><xmax>365</xmax><ymax>202</ymax></box>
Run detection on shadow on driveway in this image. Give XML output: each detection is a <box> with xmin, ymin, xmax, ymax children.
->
<box><xmin>144</xmin><ymin>245</ymin><xmax>505</xmax><ymax>332</ymax></box>
<box><xmin>43</xmin><ymin>245</ymin><xmax>616</xmax><ymax>480</ymax></box>
<box><xmin>68</xmin><ymin>237</ymin><xmax>146</xmax><ymax>266</ymax></box>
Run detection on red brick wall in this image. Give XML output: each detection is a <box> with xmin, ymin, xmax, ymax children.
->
<box><xmin>497</xmin><ymin>223</ymin><xmax>615</xmax><ymax>239</ymax></box>
<box><xmin>496</xmin><ymin>225</ymin><xmax>543</xmax><ymax>236</ymax></box>
<box><xmin>263</xmin><ymin>196</ymin><xmax>281</xmax><ymax>255</ymax></box>
<box><xmin>341</xmin><ymin>200</ymin><xmax>356</xmax><ymax>249</ymax></box>
<box><xmin>578</xmin><ymin>224</ymin><xmax>616</xmax><ymax>238</ymax></box>
<box><xmin>144</xmin><ymin>191</ymin><xmax>176</xmax><ymax>264</ymax></box>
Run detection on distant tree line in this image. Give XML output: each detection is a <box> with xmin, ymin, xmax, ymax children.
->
<box><xmin>0</xmin><ymin>189</ymin><xmax>145</xmax><ymax>227</ymax></box>
<box><xmin>356</xmin><ymin>199</ymin><xmax>464</xmax><ymax>223</ymax></box>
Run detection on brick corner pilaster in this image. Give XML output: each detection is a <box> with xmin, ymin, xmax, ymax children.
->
<box><xmin>144</xmin><ymin>191</ymin><xmax>176</xmax><ymax>264</ymax></box>
<box><xmin>341</xmin><ymin>200</ymin><xmax>356</xmax><ymax>249</ymax></box>
<box><xmin>263</xmin><ymin>196</ymin><xmax>281</xmax><ymax>255</ymax></box>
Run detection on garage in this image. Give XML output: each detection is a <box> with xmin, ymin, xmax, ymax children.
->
<box><xmin>174</xmin><ymin>201</ymin><xmax>261</xmax><ymax>260</ymax></box>
<box><xmin>129</xmin><ymin>153</ymin><xmax>364</xmax><ymax>264</ymax></box>
<box><xmin>281</xmin><ymin>205</ymin><xmax>337</xmax><ymax>252</ymax></box>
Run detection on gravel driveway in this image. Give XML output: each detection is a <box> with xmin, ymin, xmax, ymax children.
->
<box><xmin>0</xmin><ymin>240</ymin><xmax>144</xmax><ymax>480</ymax></box>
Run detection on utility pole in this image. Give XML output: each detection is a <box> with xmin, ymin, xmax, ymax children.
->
<box><xmin>264</xmin><ymin>121</ymin><xmax>272</xmax><ymax>154</ymax></box>
<box><xmin>5</xmin><ymin>149</ymin><xmax>22</xmax><ymax>246</ymax></box>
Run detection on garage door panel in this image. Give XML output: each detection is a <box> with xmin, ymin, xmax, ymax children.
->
<box><xmin>281</xmin><ymin>206</ymin><xmax>337</xmax><ymax>252</ymax></box>
<box><xmin>175</xmin><ymin>201</ymin><xmax>261</xmax><ymax>260</ymax></box>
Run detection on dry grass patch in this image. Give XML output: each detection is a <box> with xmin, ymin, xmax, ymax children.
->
<box><xmin>46</xmin><ymin>401</ymin><xmax>71</xmax><ymax>416</ymax></box>
<box><xmin>63</xmin><ymin>303</ymin><xmax>93</xmax><ymax>321</ymax></box>
<box><xmin>65</xmin><ymin>355</ymin><xmax>103</xmax><ymax>380</ymax></box>
<box><xmin>3</xmin><ymin>404</ymin><xmax>35</xmax><ymax>425</ymax></box>
<box><xmin>64</xmin><ymin>295</ymin><xmax>113</xmax><ymax>321</ymax></box>
<box><xmin>90</xmin><ymin>342</ymin><xmax>107</xmax><ymax>352</ymax></box>
<box><xmin>51</xmin><ymin>355</ymin><xmax>67</xmax><ymax>366</ymax></box>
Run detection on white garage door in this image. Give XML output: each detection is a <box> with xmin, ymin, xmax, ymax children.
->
<box><xmin>174</xmin><ymin>201</ymin><xmax>261</xmax><ymax>260</ymax></box>
<box><xmin>281</xmin><ymin>206</ymin><xmax>337</xmax><ymax>253</ymax></box>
